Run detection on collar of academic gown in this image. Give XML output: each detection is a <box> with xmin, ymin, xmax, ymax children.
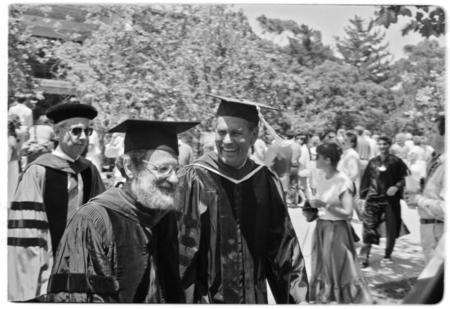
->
<box><xmin>191</xmin><ymin>151</ymin><xmax>264</xmax><ymax>184</ymax></box>
<box><xmin>89</xmin><ymin>185</ymin><xmax>170</xmax><ymax>228</ymax></box>
<box><xmin>28</xmin><ymin>152</ymin><xmax>92</xmax><ymax>175</ymax></box>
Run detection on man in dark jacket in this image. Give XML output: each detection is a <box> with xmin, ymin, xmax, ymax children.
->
<box><xmin>359</xmin><ymin>135</ymin><xmax>409</xmax><ymax>268</ymax></box>
<box><xmin>47</xmin><ymin>119</ymin><xmax>198</xmax><ymax>302</ymax></box>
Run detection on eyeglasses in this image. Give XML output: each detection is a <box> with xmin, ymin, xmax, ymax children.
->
<box><xmin>68</xmin><ymin>127</ymin><xmax>94</xmax><ymax>137</ymax></box>
<box><xmin>142</xmin><ymin>160</ymin><xmax>180</xmax><ymax>178</ymax></box>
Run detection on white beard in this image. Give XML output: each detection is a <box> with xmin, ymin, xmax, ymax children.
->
<box><xmin>134</xmin><ymin>179</ymin><xmax>176</xmax><ymax>211</ymax></box>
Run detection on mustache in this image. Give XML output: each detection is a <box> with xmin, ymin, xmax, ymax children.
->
<box><xmin>155</xmin><ymin>180</ymin><xmax>176</xmax><ymax>192</ymax></box>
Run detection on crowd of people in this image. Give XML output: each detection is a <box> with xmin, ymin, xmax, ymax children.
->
<box><xmin>6</xmin><ymin>92</ymin><xmax>445</xmax><ymax>304</ymax></box>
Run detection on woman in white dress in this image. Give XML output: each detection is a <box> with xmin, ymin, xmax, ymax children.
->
<box><xmin>308</xmin><ymin>142</ymin><xmax>372</xmax><ymax>304</ymax></box>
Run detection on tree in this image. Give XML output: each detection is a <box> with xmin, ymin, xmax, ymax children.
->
<box><xmin>387</xmin><ymin>40</ymin><xmax>445</xmax><ymax>133</ymax></box>
<box><xmin>375</xmin><ymin>5</ymin><xmax>445</xmax><ymax>38</ymax></box>
<box><xmin>257</xmin><ymin>15</ymin><xmax>335</xmax><ymax>68</ymax></box>
<box><xmin>335</xmin><ymin>16</ymin><xmax>392</xmax><ymax>83</ymax></box>
<box><xmin>45</xmin><ymin>4</ymin><xmax>304</xmax><ymax>135</ymax></box>
<box><xmin>288</xmin><ymin>60</ymin><xmax>396</xmax><ymax>134</ymax></box>
<box><xmin>8</xmin><ymin>5</ymin><xmax>39</xmax><ymax>103</ymax></box>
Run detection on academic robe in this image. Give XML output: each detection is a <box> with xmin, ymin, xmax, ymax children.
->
<box><xmin>177</xmin><ymin>152</ymin><xmax>309</xmax><ymax>304</ymax></box>
<box><xmin>8</xmin><ymin>153</ymin><xmax>105</xmax><ymax>301</ymax></box>
<box><xmin>47</xmin><ymin>187</ymin><xmax>183</xmax><ymax>303</ymax></box>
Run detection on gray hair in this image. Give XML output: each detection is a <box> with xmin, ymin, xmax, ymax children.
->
<box><xmin>116</xmin><ymin>149</ymin><xmax>153</xmax><ymax>179</ymax></box>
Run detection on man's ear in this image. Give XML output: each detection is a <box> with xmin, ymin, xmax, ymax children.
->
<box><xmin>121</xmin><ymin>155</ymin><xmax>135</xmax><ymax>180</ymax></box>
<box><xmin>53</xmin><ymin>125</ymin><xmax>63</xmax><ymax>140</ymax></box>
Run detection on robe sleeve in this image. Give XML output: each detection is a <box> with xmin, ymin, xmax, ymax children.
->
<box><xmin>89</xmin><ymin>163</ymin><xmax>106</xmax><ymax>198</ymax></box>
<box><xmin>47</xmin><ymin>205</ymin><xmax>119</xmax><ymax>302</ymax></box>
<box><xmin>176</xmin><ymin>166</ymin><xmax>209</xmax><ymax>303</ymax></box>
<box><xmin>8</xmin><ymin>164</ymin><xmax>53</xmax><ymax>302</ymax></box>
<box><xmin>155</xmin><ymin>212</ymin><xmax>185</xmax><ymax>303</ymax></box>
<box><xmin>265</xmin><ymin>172</ymin><xmax>309</xmax><ymax>303</ymax></box>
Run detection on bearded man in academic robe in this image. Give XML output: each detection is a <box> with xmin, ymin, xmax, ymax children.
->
<box><xmin>8</xmin><ymin>102</ymin><xmax>105</xmax><ymax>302</ymax></box>
<box><xmin>176</xmin><ymin>95</ymin><xmax>309</xmax><ymax>304</ymax></box>
<box><xmin>46</xmin><ymin>119</ymin><xmax>198</xmax><ymax>302</ymax></box>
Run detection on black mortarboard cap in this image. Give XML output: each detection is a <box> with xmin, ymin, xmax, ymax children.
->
<box><xmin>209</xmin><ymin>94</ymin><xmax>279</xmax><ymax>124</ymax></box>
<box><xmin>46</xmin><ymin>103</ymin><xmax>98</xmax><ymax>124</ymax></box>
<box><xmin>108</xmin><ymin>119</ymin><xmax>199</xmax><ymax>155</ymax></box>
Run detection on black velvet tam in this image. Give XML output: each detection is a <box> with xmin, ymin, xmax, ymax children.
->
<box><xmin>46</xmin><ymin>103</ymin><xmax>98</xmax><ymax>124</ymax></box>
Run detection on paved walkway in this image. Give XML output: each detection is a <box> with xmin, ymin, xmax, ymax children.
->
<box><xmin>268</xmin><ymin>201</ymin><xmax>425</xmax><ymax>304</ymax></box>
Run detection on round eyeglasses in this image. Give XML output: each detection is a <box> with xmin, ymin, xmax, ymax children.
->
<box><xmin>142</xmin><ymin>160</ymin><xmax>180</xmax><ymax>178</ymax></box>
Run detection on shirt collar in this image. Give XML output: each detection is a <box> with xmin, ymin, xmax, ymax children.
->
<box><xmin>52</xmin><ymin>145</ymin><xmax>79</xmax><ymax>162</ymax></box>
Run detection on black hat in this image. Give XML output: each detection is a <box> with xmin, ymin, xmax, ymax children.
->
<box><xmin>208</xmin><ymin>94</ymin><xmax>279</xmax><ymax>124</ymax></box>
<box><xmin>108</xmin><ymin>119</ymin><xmax>199</xmax><ymax>155</ymax></box>
<box><xmin>46</xmin><ymin>103</ymin><xmax>98</xmax><ymax>124</ymax></box>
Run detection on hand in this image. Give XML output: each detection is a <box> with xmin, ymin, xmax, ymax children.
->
<box><xmin>404</xmin><ymin>191</ymin><xmax>418</xmax><ymax>208</ymax></box>
<box><xmin>309</xmin><ymin>199</ymin><xmax>327</xmax><ymax>209</ymax></box>
<box><xmin>386</xmin><ymin>186</ymin><xmax>399</xmax><ymax>196</ymax></box>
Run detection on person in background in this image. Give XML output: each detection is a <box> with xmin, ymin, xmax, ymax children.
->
<box><xmin>405</xmin><ymin>115</ymin><xmax>445</xmax><ymax>265</ymax></box>
<box><xmin>297</xmin><ymin>132</ymin><xmax>311</xmax><ymax>195</ymax></box>
<box><xmin>363</xmin><ymin>129</ymin><xmax>377</xmax><ymax>159</ymax></box>
<box><xmin>177</xmin><ymin>95</ymin><xmax>309</xmax><ymax>303</ymax></box>
<box><xmin>390</xmin><ymin>133</ymin><xmax>409</xmax><ymax>162</ymax></box>
<box><xmin>8</xmin><ymin>116</ymin><xmax>21</xmax><ymax>208</ymax></box>
<box><xmin>285</xmin><ymin>129</ymin><xmax>302</xmax><ymax>205</ymax></box>
<box><xmin>104</xmin><ymin>132</ymin><xmax>126</xmax><ymax>187</ymax></box>
<box><xmin>8</xmin><ymin>93</ymin><xmax>34</xmax><ymax>144</ymax></box>
<box><xmin>421</xmin><ymin>135</ymin><xmax>435</xmax><ymax>163</ymax></box>
<box><xmin>307</xmin><ymin>142</ymin><xmax>372</xmax><ymax>304</ymax></box>
<box><xmin>406</xmin><ymin>135</ymin><xmax>427</xmax><ymax>185</ymax></box>
<box><xmin>47</xmin><ymin>119</ymin><xmax>198</xmax><ymax>302</ymax></box>
<box><xmin>309</xmin><ymin>134</ymin><xmax>320</xmax><ymax>161</ymax></box>
<box><xmin>250</xmin><ymin>126</ymin><xmax>267</xmax><ymax>165</ymax></box>
<box><xmin>336</xmin><ymin>128</ymin><xmax>346</xmax><ymax>148</ymax></box>
<box><xmin>359</xmin><ymin>136</ymin><xmax>409</xmax><ymax>268</ymax></box>
<box><xmin>322</xmin><ymin>129</ymin><xmax>337</xmax><ymax>144</ymax></box>
<box><xmin>85</xmin><ymin>127</ymin><xmax>102</xmax><ymax>172</ymax></box>
<box><xmin>28</xmin><ymin>109</ymin><xmax>55</xmax><ymax>147</ymax></box>
<box><xmin>338</xmin><ymin>131</ymin><xmax>360</xmax><ymax>190</ymax></box>
<box><xmin>404</xmin><ymin>132</ymin><xmax>414</xmax><ymax>152</ymax></box>
<box><xmin>178</xmin><ymin>135</ymin><xmax>195</xmax><ymax>166</ymax></box>
<box><xmin>8</xmin><ymin>102</ymin><xmax>105</xmax><ymax>301</ymax></box>
<box><xmin>354</xmin><ymin>126</ymin><xmax>371</xmax><ymax>173</ymax></box>
<box><xmin>264</xmin><ymin>132</ymin><xmax>293</xmax><ymax>200</ymax></box>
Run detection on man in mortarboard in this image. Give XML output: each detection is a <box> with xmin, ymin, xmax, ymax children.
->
<box><xmin>8</xmin><ymin>102</ymin><xmax>105</xmax><ymax>302</ymax></box>
<box><xmin>47</xmin><ymin>119</ymin><xmax>198</xmax><ymax>303</ymax></box>
<box><xmin>176</xmin><ymin>95</ymin><xmax>309</xmax><ymax>304</ymax></box>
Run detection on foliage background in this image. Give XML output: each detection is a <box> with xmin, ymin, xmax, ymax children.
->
<box><xmin>8</xmin><ymin>4</ymin><xmax>446</xmax><ymax>139</ymax></box>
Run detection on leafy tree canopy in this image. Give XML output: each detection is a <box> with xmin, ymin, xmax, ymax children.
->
<box><xmin>375</xmin><ymin>5</ymin><xmax>445</xmax><ymax>38</ymax></box>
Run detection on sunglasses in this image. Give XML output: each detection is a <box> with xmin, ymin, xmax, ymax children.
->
<box><xmin>68</xmin><ymin>127</ymin><xmax>94</xmax><ymax>137</ymax></box>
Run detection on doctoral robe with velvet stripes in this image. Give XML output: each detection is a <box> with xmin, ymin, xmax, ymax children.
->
<box><xmin>7</xmin><ymin>153</ymin><xmax>104</xmax><ymax>301</ymax></box>
<box><xmin>176</xmin><ymin>152</ymin><xmax>309</xmax><ymax>304</ymax></box>
<box><xmin>47</xmin><ymin>187</ymin><xmax>183</xmax><ymax>303</ymax></box>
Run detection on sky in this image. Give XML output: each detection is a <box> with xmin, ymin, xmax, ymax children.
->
<box><xmin>237</xmin><ymin>4</ymin><xmax>446</xmax><ymax>61</ymax></box>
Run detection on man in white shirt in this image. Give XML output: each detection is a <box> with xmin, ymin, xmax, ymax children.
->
<box><xmin>406</xmin><ymin>115</ymin><xmax>445</xmax><ymax>265</ymax></box>
<box><xmin>8</xmin><ymin>93</ymin><xmax>34</xmax><ymax>142</ymax></box>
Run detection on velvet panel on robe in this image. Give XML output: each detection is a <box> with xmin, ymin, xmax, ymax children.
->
<box><xmin>47</xmin><ymin>187</ymin><xmax>184</xmax><ymax>303</ymax></box>
<box><xmin>176</xmin><ymin>152</ymin><xmax>309</xmax><ymax>304</ymax></box>
<box><xmin>8</xmin><ymin>153</ymin><xmax>105</xmax><ymax>302</ymax></box>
